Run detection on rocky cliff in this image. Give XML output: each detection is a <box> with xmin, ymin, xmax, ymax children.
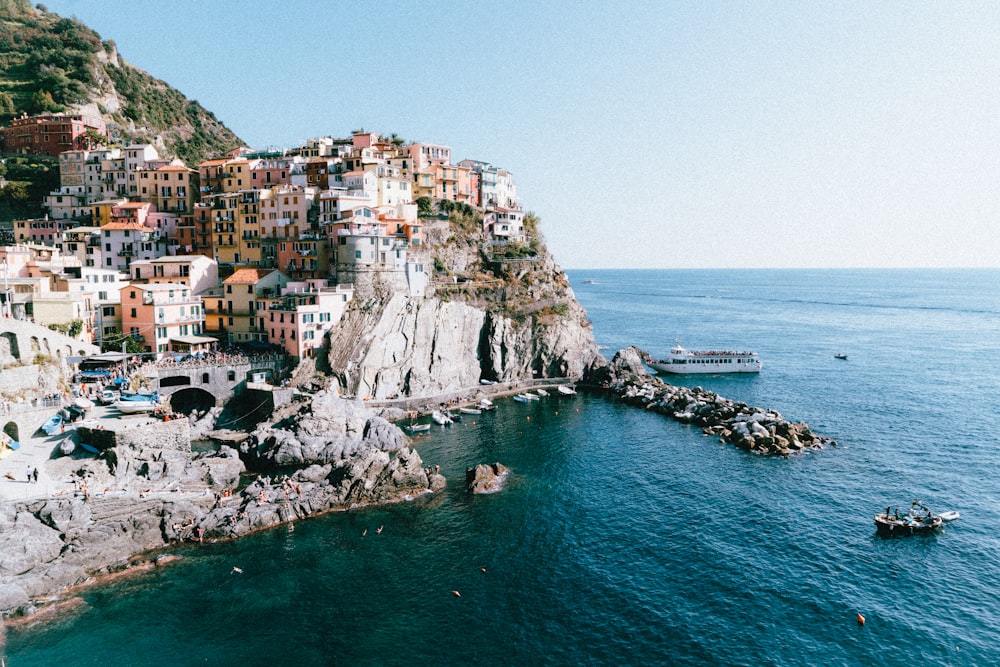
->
<box><xmin>326</xmin><ymin>236</ymin><xmax>600</xmax><ymax>400</ymax></box>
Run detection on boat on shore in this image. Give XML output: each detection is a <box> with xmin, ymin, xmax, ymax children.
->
<box><xmin>648</xmin><ymin>342</ymin><xmax>762</xmax><ymax>375</ymax></box>
<box><xmin>41</xmin><ymin>414</ymin><xmax>63</xmax><ymax>435</ymax></box>
<box><xmin>115</xmin><ymin>398</ymin><xmax>159</xmax><ymax>414</ymax></box>
<box><xmin>431</xmin><ymin>411</ymin><xmax>453</xmax><ymax>425</ymax></box>
<box><xmin>875</xmin><ymin>501</ymin><xmax>948</xmax><ymax>536</ymax></box>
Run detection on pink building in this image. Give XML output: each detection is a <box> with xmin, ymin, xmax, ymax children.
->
<box><xmin>119</xmin><ymin>283</ymin><xmax>208</xmax><ymax>357</ymax></box>
<box><xmin>266</xmin><ymin>280</ymin><xmax>353</xmax><ymax>359</ymax></box>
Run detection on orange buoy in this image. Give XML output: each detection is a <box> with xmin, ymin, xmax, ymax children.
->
<box><xmin>857</xmin><ymin>613</ymin><xmax>865</xmax><ymax>626</ymax></box>
<box><xmin>480</xmin><ymin>567</ymin><xmax>487</xmax><ymax>573</ymax></box>
<box><xmin>452</xmin><ymin>590</ymin><xmax>461</xmax><ymax>597</ymax></box>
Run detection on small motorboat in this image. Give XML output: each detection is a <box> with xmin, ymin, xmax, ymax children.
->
<box><xmin>477</xmin><ymin>399</ymin><xmax>496</xmax><ymax>411</ymax></box>
<box><xmin>431</xmin><ymin>411</ymin><xmax>453</xmax><ymax>426</ymax></box>
<box><xmin>936</xmin><ymin>510</ymin><xmax>960</xmax><ymax>522</ymax></box>
<box><xmin>834</xmin><ymin>353</ymin><xmax>848</xmax><ymax>360</ymax></box>
<box><xmin>406</xmin><ymin>423</ymin><xmax>431</xmax><ymax>434</ymax></box>
<box><xmin>535</xmin><ymin>389</ymin><xmax>550</xmax><ymax>397</ymax></box>
<box><xmin>875</xmin><ymin>501</ymin><xmax>944</xmax><ymax>536</ymax></box>
<box><xmin>557</xmin><ymin>385</ymin><xmax>577</xmax><ymax>396</ymax></box>
<box><xmin>521</xmin><ymin>392</ymin><xmax>541</xmax><ymax>401</ymax></box>
<box><xmin>459</xmin><ymin>407</ymin><xmax>482</xmax><ymax>415</ymax></box>
<box><xmin>41</xmin><ymin>414</ymin><xmax>63</xmax><ymax>435</ymax></box>
<box><xmin>115</xmin><ymin>398</ymin><xmax>159</xmax><ymax>414</ymax></box>
<box><xmin>512</xmin><ymin>395</ymin><xmax>529</xmax><ymax>403</ymax></box>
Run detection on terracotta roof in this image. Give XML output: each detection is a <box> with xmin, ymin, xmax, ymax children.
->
<box><xmin>199</xmin><ymin>159</ymin><xmax>229</xmax><ymax>167</ymax></box>
<box><xmin>103</xmin><ymin>221</ymin><xmax>151</xmax><ymax>231</ymax></box>
<box><xmin>224</xmin><ymin>268</ymin><xmax>275</xmax><ymax>284</ymax></box>
<box><xmin>114</xmin><ymin>202</ymin><xmax>152</xmax><ymax>209</ymax></box>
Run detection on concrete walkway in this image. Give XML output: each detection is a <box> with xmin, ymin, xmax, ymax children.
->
<box><xmin>0</xmin><ymin>404</ymin><xmax>162</xmax><ymax>504</ymax></box>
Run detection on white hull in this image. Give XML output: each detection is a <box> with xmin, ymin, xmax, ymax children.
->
<box><xmin>649</xmin><ymin>360</ymin><xmax>761</xmax><ymax>374</ymax></box>
<box><xmin>115</xmin><ymin>400</ymin><xmax>158</xmax><ymax>414</ymax></box>
<box><xmin>650</xmin><ymin>344</ymin><xmax>761</xmax><ymax>375</ymax></box>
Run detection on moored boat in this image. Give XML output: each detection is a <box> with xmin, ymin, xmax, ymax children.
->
<box><xmin>557</xmin><ymin>385</ymin><xmax>577</xmax><ymax>395</ymax></box>
<box><xmin>648</xmin><ymin>342</ymin><xmax>762</xmax><ymax>375</ymax></box>
<box><xmin>875</xmin><ymin>501</ymin><xmax>944</xmax><ymax>536</ymax></box>
<box><xmin>512</xmin><ymin>395</ymin><xmax>529</xmax><ymax>403</ymax></box>
<box><xmin>459</xmin><ymin>407</ymin><xmax>482</xmax><ymax>415</ymax></box>
<box><xmin>406</xmin><ymin>423</ymin><xmax>431</xmax><ymax>434</ymax></box>
<box><xmin>521</xmin><ymin>392</ymin><xmax>541</xmax><ymax>401</ymax></box>
<box><xmin>431</xmin><ymin>411</ymin><xmax>453</xmax><ymax>425</ymax></box>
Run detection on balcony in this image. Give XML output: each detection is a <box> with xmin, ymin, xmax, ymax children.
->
<box><xmin>118</xmin><ymin>249</ymin><xmax>134</xmax><ymax>257</ymax></box>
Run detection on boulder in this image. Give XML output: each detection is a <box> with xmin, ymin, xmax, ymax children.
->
<box><xmin>466</xmin><ymin>462</ymin><xmax>510</xmax><ymax>494</ymax></box>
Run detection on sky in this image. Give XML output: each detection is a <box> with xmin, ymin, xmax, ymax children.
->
<box><xmin>41</xmin><ymin>0</ymin><xmax>1000</xmax><ymax>269</ymax></box>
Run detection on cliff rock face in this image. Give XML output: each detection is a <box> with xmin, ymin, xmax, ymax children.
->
<box><xmin>326</xmin><ymin>256</ymin><xmax>600</xmax><ymax>400</ymax></box>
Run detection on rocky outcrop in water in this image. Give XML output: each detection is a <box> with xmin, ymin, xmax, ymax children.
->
<box><xmin>586</xmin><ymin>347</ymin><xmax>834</xmax><ymax>456</ymax></box>
<box><xmin>466</xmin><ymin>462</ymin><xmax>509</xmax><ymax>494</ymax></box>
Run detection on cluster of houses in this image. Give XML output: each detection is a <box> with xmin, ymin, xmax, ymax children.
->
<box><xmin>0</xmin><ymin>115</ymin><xmax>526</xmax><ymax>361</ymax></box>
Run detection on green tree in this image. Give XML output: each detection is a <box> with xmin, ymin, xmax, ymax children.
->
<box><xmin>416</xmin><ymin>196</ymin><xmax>433</xmax><ymax>216</ymax></box>
<box><xmin>101</xmin><ymin>329</ymin><xmax>145</xmax><ymax>354</ymax></box>
<box><xmin>29</xmin><ymin>89</ymin><xmax>62</xmax><ymax>113</ymax></box>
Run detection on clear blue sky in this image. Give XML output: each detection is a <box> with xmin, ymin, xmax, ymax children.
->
<box><xmin>43</xmin><ymin>1</ymin><xmax>1000</xmax><ymax>269</ymax></box>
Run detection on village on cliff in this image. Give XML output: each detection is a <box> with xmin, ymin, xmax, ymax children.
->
<box><xmin>0</xmin><ymin>113</ymin><xmax>527</xmax><ymax>363</ymax></box>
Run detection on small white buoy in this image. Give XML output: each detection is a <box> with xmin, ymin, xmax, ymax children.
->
<box><xmin>232</xmin><ymin>566</ymin><xmax>243</xmax><ymax>574</ymax></box>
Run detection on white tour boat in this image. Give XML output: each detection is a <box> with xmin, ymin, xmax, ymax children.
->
<box><xmin>648</xmin><ymin>343</ymin><xmax>762</xmax><ymax>375</ymax></box>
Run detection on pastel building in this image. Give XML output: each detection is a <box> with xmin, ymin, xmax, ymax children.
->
<box><xmin>130</xmin><ymin>255</ymin><xmax>219</xmax><ymax>295</ymax></box>
<box><xmin>0</xmin><ymin>113</ymin><xmax>107</xmax><ymax>156</ymax></box>
<box><xmin>99</xmin><ymin>221</ymin><xmax>165</xmax><ymax>272</ymax></box>
<box><xmin>266</xmin><ymin>280</ymin><xmax>353</xmax><ymax>359</ymax></box>
<box><xmin>206</xmin><ymin>267</ymin><xmax>288</xmax><ymax>344</ymax></box>
<box><xmin>58</xmin><ymin>226</ymin><xmax>103</xmax><ymax>268</ymax></box>
<box><xmin>119</xmin><ymin>283</ymin><xmax>207</xmax><ymax>356</ymax></box>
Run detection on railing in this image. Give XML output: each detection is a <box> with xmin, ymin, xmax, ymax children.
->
<box><xmin>0</xmin><ymin>395</ymin><xmax>65</xmax><ymax>416</ymax></box>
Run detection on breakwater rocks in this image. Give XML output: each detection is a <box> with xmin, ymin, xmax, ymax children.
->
<box><xmin>0</xmin><ymin>392</ymin><xmax>444</xmax><ymax>619</ymax></box>
<box><xmin>466</xmin><ymin>462</ymin><xmax>509</xmax><ymax>494</ymax></box>
<box><xmin>586</xmin><ymin>347</ymin><xmax>834</xmax><ymax>456</ymax></box>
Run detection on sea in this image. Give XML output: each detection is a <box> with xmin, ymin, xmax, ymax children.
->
<box><xmin>5</xmin><ymin>269</ymin><xmax>1000</xmax><ymax>666</ymax></box>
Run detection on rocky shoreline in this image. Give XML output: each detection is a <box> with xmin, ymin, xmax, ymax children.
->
<box><xmin>585</xmin><ymin>347</ymin><xmax>834</xmax><ymax>456</ymax></box>
<box><xmin>0</xmin><ymin>390</ymin><xmax>445</xmax><ymax>620</ymax></box>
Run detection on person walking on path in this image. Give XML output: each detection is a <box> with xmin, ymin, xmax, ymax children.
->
<box><xmin>32</xmin><ymin>467</ymin><xmax>39</xmax><ymax>483</ymax></box>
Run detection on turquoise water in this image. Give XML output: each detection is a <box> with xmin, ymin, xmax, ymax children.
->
<box><xmin>5</xmin><ymin>269</ymin><xmax>1000</xmax><ymax>666</ymax></box>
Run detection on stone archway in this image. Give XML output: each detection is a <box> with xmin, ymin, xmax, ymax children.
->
<box><xmin>3</xmin><ymin>421</ymin><xmax>18</xmax><ymax>444</ymax></box>
<box><xmin>160</xmin><ymin>375</ymin><xmax>192</xmax><ymax>388</ymax></box>
<box><xmin>168</xmin><ymin>387</ymin><xmax>216</xmax><ymax>414</ymax></box>
<box><xmin>0</xmin><ymin>332</ymin><xmax>20</xmax><ymax>363</ymax></box>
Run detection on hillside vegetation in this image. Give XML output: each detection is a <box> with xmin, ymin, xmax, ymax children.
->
<box><xmin>0</xmin><ymin>0</ymin><xmax>242</xmax><ymax>165</ymax></box>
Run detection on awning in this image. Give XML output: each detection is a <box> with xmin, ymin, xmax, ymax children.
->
<box><xmin>169</xmin><ymin>335</ymin><xmax>218</xmax><ymax>345</ymax></box>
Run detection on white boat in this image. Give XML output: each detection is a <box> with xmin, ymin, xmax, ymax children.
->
<box><xmin>648</xmin><ymin>343</ymin><xmax>762</xmax><ymax>375</ymax></box>
<box><xmin>521</xmin><ymin>392</ymin><xmax>541</xmax><ymax>401</ymax></box>
<box><xmin>114</xmin><ymin>398</ymin><xmax>159</xmax><ymax>414</ymax></box>
<box><xmin>459</xmin><ymin>407</ymin><xmax>482</xmax><ymax>415</ymax></box>
<box><xmin>557</xmin><ymin>385</ymin><xmax>577</xmax><ymax>395</ymax></box>
<box><xmin>406</xmin><ymin>423</ymin><xmax>431</xmax><ymax>433</ymax></box>
<box><xmin>477</xmin><ymin>399</ymin><xmax>496</xmax><ymax>411</ymax></box>
<box><xmin>535</xmin><ymin>389</ymin><xmax>550</xmax><ymax>397</ymax></box>
<box><xmin>936</xmin><ymin>511</ymin><xmax>960</xmax><ymax>522</ymax></box>
<box><xmin>431</xmin><ymin>411</ymin><xmax>453</xmax><ymax>425</ymax></box>
<box><xmin>512</xmin><ymin>395</ymin><xmax>529</xmax><ymax>403</ymax></box>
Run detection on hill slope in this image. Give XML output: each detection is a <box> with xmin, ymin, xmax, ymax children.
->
<box><xmin>0</xmin><ymin>0</ymin><xmax>242</xmax><ymax>165</ymax></box>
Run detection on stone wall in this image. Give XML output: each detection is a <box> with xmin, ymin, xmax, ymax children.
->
<box><xmin>78</xmin><ymin>418</ymin><xmax>191</xmax><ymax>453</ymax></box>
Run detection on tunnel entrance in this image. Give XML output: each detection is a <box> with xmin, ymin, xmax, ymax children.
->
<box><xmin>168</xmin><ymin>387</ymin><xmax>216</xmax><ymax>415</ymax></box>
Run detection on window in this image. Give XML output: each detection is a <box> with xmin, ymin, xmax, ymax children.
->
<box><xmin>227</xmin><ymin>370</ymin><xmax>236</xmax><ymax>381</ymax></box>
<box><xmin>202</xmin><ymin>373</ymin><xmax>210</xmax><ymax>384</ymax></box>
<box><xmin>355</xmin><ymin>250</ymin><xmax>362</xmax><ymax>259</ymax></box>
<box><xmin>247</xmin><ymin>285</ymin><xmax>253</xmax><ymax>294</ymax></box>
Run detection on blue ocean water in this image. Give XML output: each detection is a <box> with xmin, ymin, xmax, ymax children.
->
<box><xmin>5</xmin><ymin>269</ymin><xmax>1000</xmax><ymax>666</ymax></box>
